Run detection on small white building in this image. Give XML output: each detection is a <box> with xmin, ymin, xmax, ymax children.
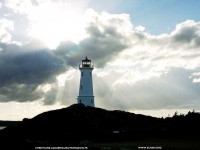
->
<box><xmin>77</xmin><ymin>57</ymin><xmax>95</xmax><ymax>107</ymax></box>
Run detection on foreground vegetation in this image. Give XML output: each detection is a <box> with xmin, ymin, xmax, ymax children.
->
<box><xmin>0</xmin><ymin>104</ymin><xmax>200</xmax><ymax>150</ymax></box>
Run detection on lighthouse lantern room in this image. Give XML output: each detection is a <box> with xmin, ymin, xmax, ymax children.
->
<box><xmin>77</xmin><ymin>57</ymin><xmax>95</xmax><ymax>107</ymax></box>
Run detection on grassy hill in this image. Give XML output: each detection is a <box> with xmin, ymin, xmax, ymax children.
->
<box><xmin>0</xmin><ymin>104</ymin><xmax>200</xmax><ymax>150</ymax></box>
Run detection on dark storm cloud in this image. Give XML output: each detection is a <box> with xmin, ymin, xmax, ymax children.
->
<box><xmin>55</xmin><ymin>25</ymin><xmax>130</xmax><ymax>68</ymax></box>
<box><xmin>54</xmin><ymin>41</ymin><xmax>81</xmax><ymax>67</ymax></box>
<box><xmin>0</xmin><ymin>44</ymin><xmax>64</xmax><ymax>86</ymax></box>
<box><xmin>0</xmin><ymin>84</ymin><xmax>42</xmax><ymax>102</ymax></box>
<box><xmin>79</xmin><ymin>22</ymin><xmax>131</xmax><ymax>67</ymax></box>
<box><xmin>0</xmin><ymin>42</ymin><xmax>65</xmax><ymax>102</ymax></box>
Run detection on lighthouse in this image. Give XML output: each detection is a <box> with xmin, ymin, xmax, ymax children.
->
<box><xmin>77</xmin><ymin>57</ymin><xmax>95</xmax><ymax>107</ymax></box>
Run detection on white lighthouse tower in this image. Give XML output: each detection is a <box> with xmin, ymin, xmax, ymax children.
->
<box><xmin>77</xmin><ymin>57</ymin><xmax>95</xmax><ymax>107</ymax></box>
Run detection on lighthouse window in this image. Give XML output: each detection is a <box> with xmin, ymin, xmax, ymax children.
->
<box><xmin>81</xmin><ymin>85</ymin><xmax>82</xmax><ymax>90</ymax></box>
<box><xmin>81</xmin><ymin>72</ymin><xmax>83</xmax><ymax>76</ymax></box>
<box><xmin>91</xmin><ymin>99</ymin><xmax>93</xmax><ymax>103</ymax></box>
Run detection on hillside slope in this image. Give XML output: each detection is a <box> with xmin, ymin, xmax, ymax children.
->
<box><xmin>0</xmin><ymin>104</ymin><xmax>200</xmax><ymax>149</ymax></box>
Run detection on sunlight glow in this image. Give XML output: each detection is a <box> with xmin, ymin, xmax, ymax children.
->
<box><xmin>28</xmin><ymin>1</ymin><xmax>87</xmax><ymax>49</ymax></box>
<box><xmin>56</xmin><ymin>69</ymin><xmax>77</xmax><ymax>87</ymax></box>
<box><xmin>0</xmin><ymin>101</ymin><xmax>65</xmax><ymax>120</ymax></box>
<box><xmin>40</xmin><ymin>84</ymin><xmax>52</xmax><ymax>93</ymax></box>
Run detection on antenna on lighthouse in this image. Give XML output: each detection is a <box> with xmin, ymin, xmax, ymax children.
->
<box><xmin>77</xmin><ymin>57</ymin><xmax>95</xmax><ymax>107</ymax></box>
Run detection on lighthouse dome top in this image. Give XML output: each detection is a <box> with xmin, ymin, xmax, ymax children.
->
<box><xmin>82</xmin><ymin>56</ymin><xmax>91</xmax><ymax>62</ymax></box>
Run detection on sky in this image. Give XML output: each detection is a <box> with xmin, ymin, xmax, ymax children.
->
<box><xmin>0</xmin><ymin>0</ymin><xmax>200</xmax><ymax>120</ymax></box>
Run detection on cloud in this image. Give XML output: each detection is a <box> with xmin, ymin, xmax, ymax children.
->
<box><xmin>96</xmin><ymin>68</ymin><xmax>200</xmax><ymax>110</ymax></box>
<box><xmin>0</xmin><ymin>4</ymin><xmax>200</xmax><ymax>114</ymax></box>
<box><xmin>5</xmin><ymin>0</ymin><xmax>88</xmax><ymax>49</ymax></box>
<box><xmin>0</xmin><ymin>7</ymin><xmax>135</xmax><ymax>103</ymax></box>
<box><xmin>42</xmin><ymin>69</ymin><xmax>79</xmax><ymax>105</ymax></box>
<box><xmin>91</xmin><ymin>19</ymin><xmax>200</xmax><ymax>111</ymax></box>
<box><xmin>171</xmin><ymin>20</ymin><xmax>200</xmax><ymax>48</ymax></box>
<box><xmin>0</xmin><ymin>84</ymin><xmax>42</xmax><ymax>102</ymax></box>
<box><xmin>116</xmin><ymin>20</ymin><xmax>200</xmax><ymax>75</ymax></box>
<box><xmin>0</xmin><ymin>42</ymin><xmax>65</xmax><ymax>102</ymax></box>
<box><xmin>0</xmin><ymin>44</ymin><xmax>64</xmax><ymax>85</ymax></box>
<box><xmin>55</xmin><ymin>9</ymin><xmax>133</xmax><ymax>68</ymax></box>
<box><xmin>0</xmin><ymin>18</ymin><xmax>14</xmax><ymax>43</ymax></box>
<box><xmin>135</xmin><ymin>26</ymin><xmax>145</xmax><ymax>32</ymax></box>
<box><xmin>79</xmin><ymin>12</ymin><xmax>132</xmax><ymax>67</ymax></box>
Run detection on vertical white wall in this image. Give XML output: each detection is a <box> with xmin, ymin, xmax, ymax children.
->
<box><xmin>77</xmin><ymin>67</ymin><xmax>95</xmax><ymax>107</ymax></box>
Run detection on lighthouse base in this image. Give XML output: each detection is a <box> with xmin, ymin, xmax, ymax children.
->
<box><xmin>77</xmin><ymin>96</ymin><xmax>95</xmax><ymax>107</ymax></box>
